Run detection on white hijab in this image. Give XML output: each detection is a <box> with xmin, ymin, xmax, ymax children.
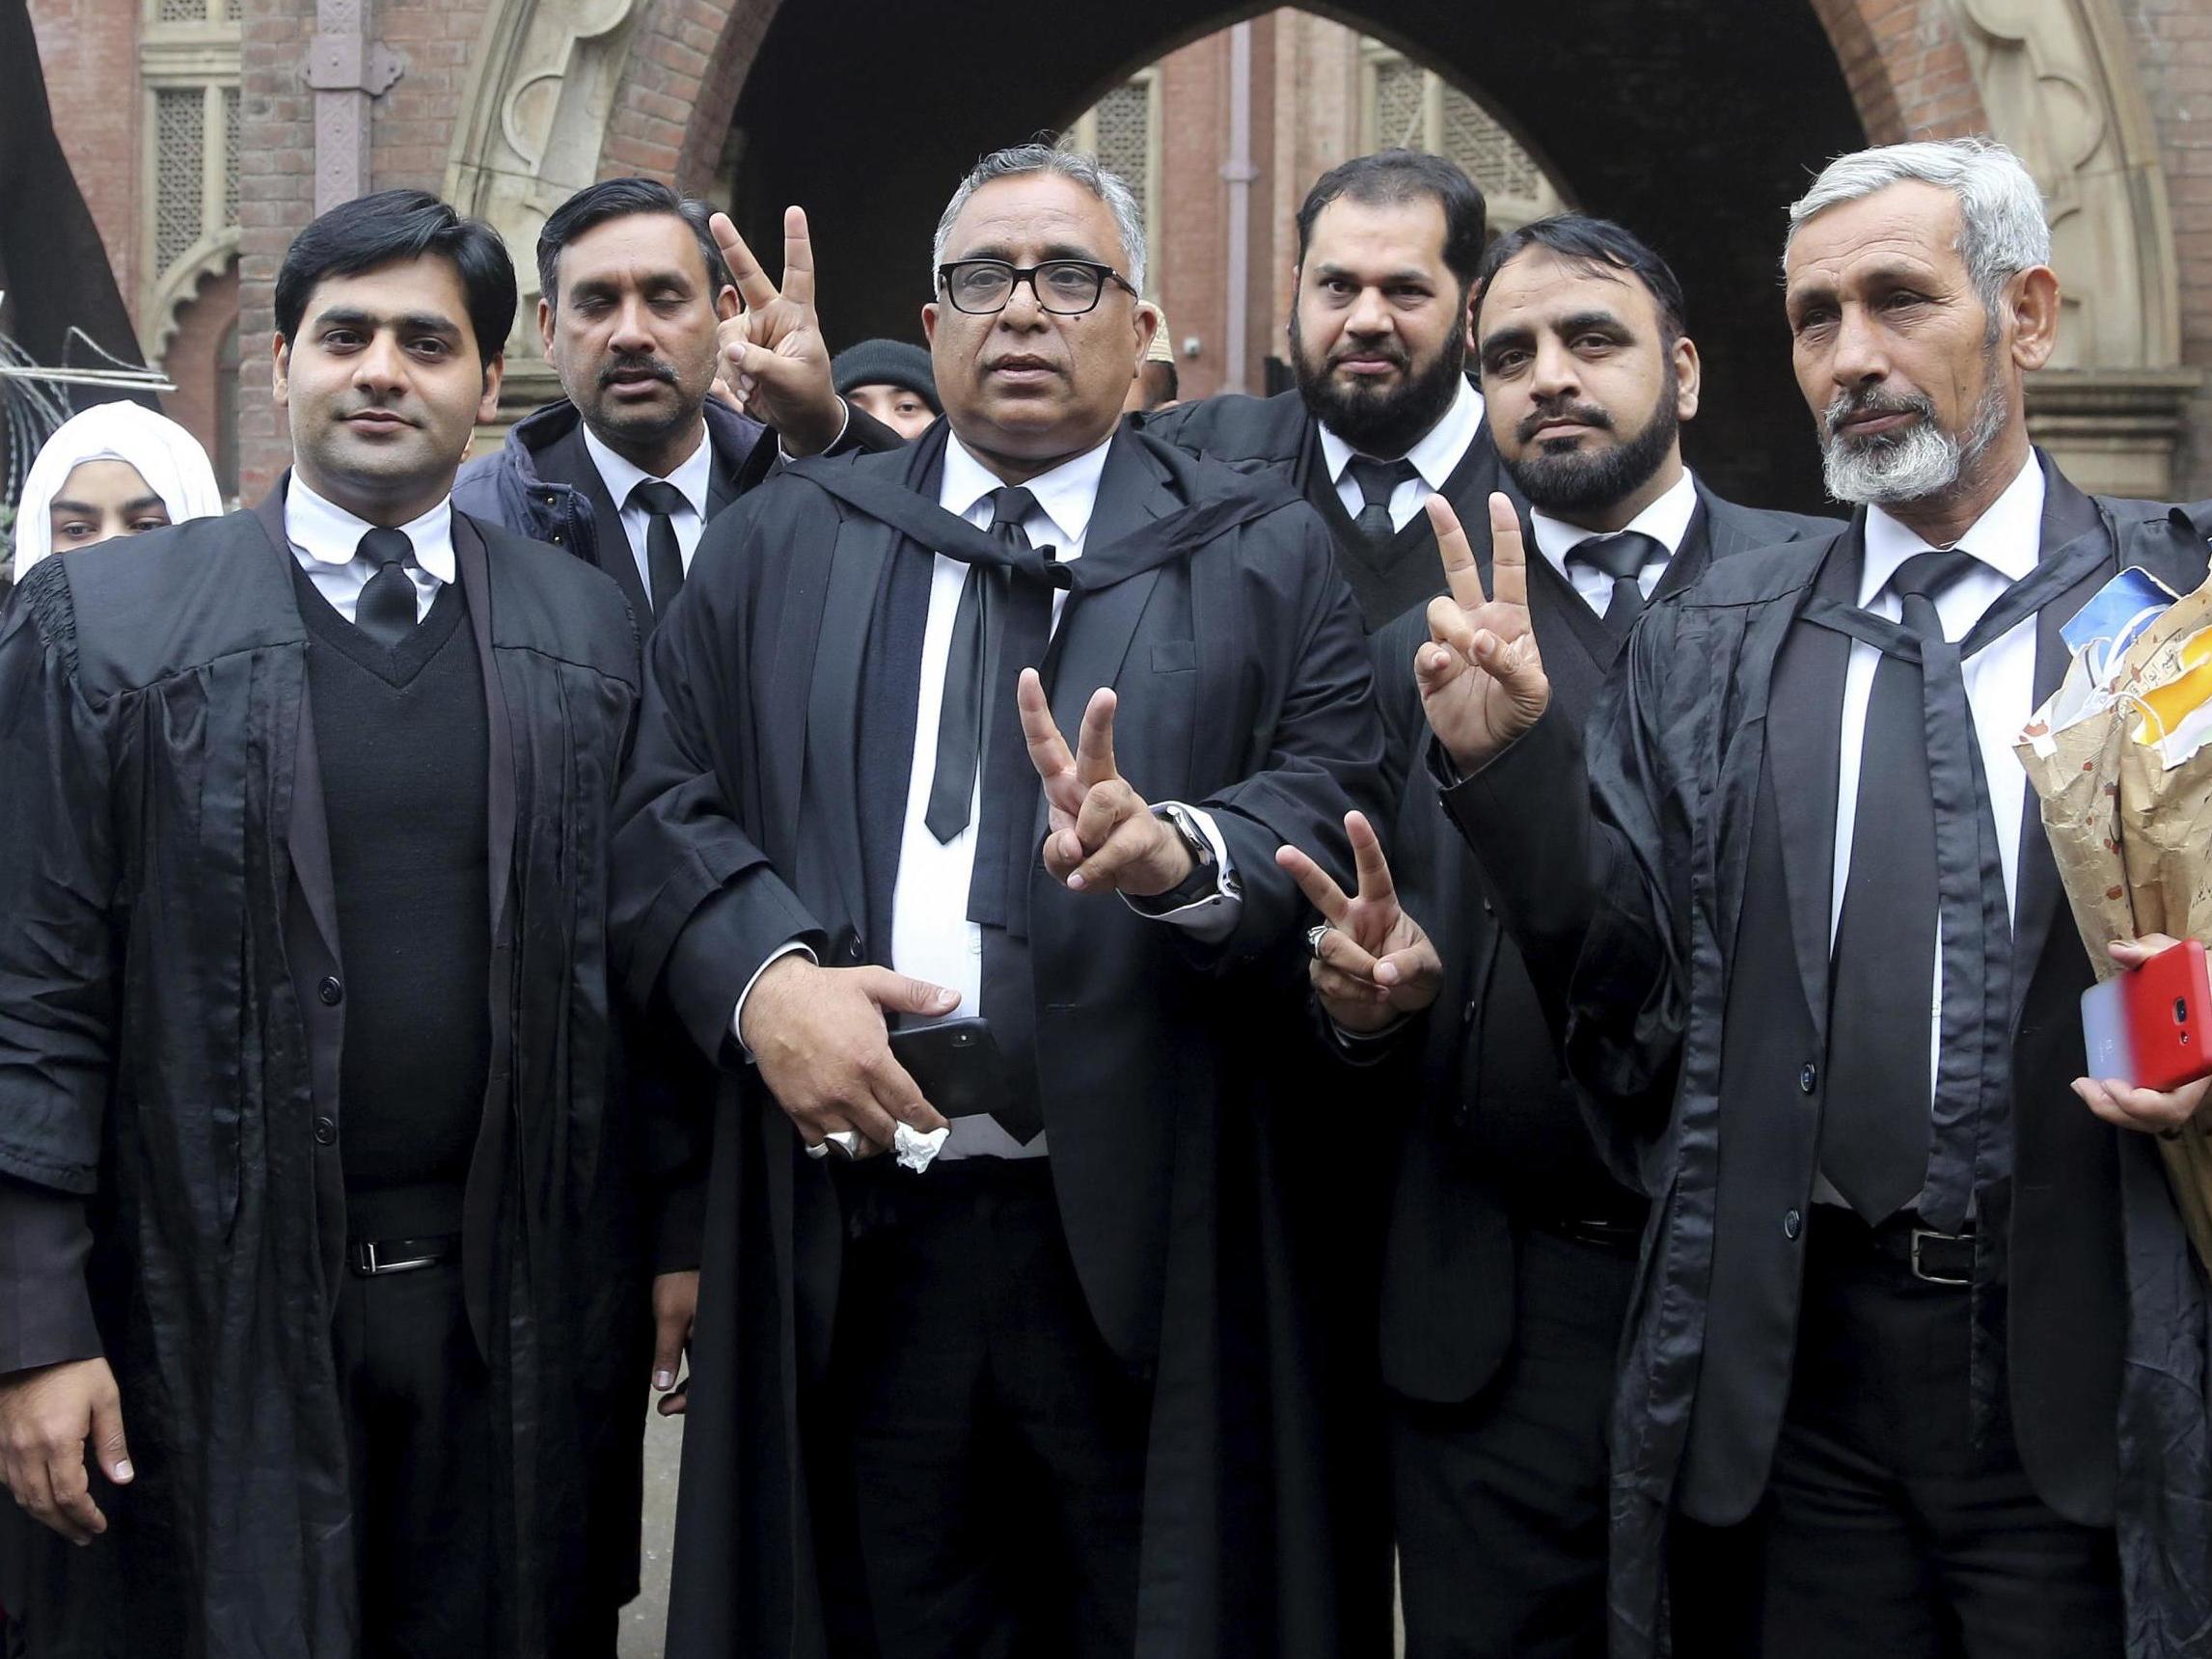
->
<box><xmin>12</xmin><ymin>401</ymin><xmax>225</xmax><ymax>582</ymax></box>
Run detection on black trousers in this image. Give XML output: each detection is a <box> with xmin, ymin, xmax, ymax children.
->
<box><xmin>1388</xmin><ymin>1225</ymin><xmax>1635</xmax><ymax>1659</ymax></box>
<box><xmin>334</xmin><ymin>1258</ymin><xmax>498</xmax><ymax>1659</ymax></box>
<box><xmin>1669</xmin><ymin>1209</ymin><xmax>2122</xmax><ymax>1659</ymax></box>
<box><xmin>828</xmin><ymin>1158</ymin><xmax>1150</xmax><ymax>1659</ymax></box>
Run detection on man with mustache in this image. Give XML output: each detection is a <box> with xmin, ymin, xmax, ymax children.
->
<box><xmin>1420</xmin><ymin>138</ymin><xmax>2212</xmax><ymax>1657</ymax></box>
<box><xmin>612</xmin><ymin>144</ymin><xmax>1385</xmax><ymax>1658</ymax></box>
<box><xmin>1141</xmin><ymin>148</ymin><xmax>1508</xmax><ymax>631</ymax></box>
<box><xmin>1324</xmin><ymin>214</ymin><xmax>1834</xmax><ymax>1658</ymax></box>
<box><xmin>0</xmin><ymin>191</ymin><xmax>642</xmax><ymax>1656</ymax></box>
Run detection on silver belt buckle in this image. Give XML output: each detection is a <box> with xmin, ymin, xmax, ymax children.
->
<box><xmin>352</xmin><ymin>1240</ymin><xmax>440</xmax><ymax>1276</ymax></box>
<box><xmin>1908</xmin><ymin>1228</ymin><xmax>1972</xmax><ymax>1287</ymax></box>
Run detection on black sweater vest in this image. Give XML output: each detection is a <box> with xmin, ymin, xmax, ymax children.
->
<box><xmin>294</xmin><ymin>564</ymin><xmax>491</xmax><ymax>1237</ymax></box>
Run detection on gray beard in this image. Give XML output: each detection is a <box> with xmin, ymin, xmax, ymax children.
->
<box><xmin>1820</xmin><ymin>370</ymin><xmax>2010</xmax><ymax>507</ymax></box>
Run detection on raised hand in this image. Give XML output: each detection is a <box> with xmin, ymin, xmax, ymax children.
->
<box><xmin>708</xmin><ymin>206</ymin><xmax>846</xmax><ymax>456</ymax></box>
<box><xmin>2073</xmin><ymin>935</ymin><xmax>2212</xmax><ymax>1134</ymax></box>
<box><xmin>1417</xmin><ymin>492</ymin><xmax>1551</xmax><ymax>774</ymax></box>
<box><xmin>1019</xmin><ymin>669</ymin><xmax>1192</xmax><ymax>899</ymax></box>
<box><xmin>1276</xmin><ymin>810</ymin><xmax>1442</xmax><ymax>1034</ymax></box>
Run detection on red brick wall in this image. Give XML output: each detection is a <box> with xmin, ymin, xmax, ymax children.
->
<box><xmin>235</xmin><ymin>0</ymin><xmax>315</xmax><ymax>499</ymax></box>
<box><xmin>27</xmin><ymin>0</ymin><xmax>143</xmax><ymax>305</ymax></box>
<box><xmin>160</xmin><ymin>259</ymin><xmax>239</xmax><ymax>478</ymax></box>
<box><xmin>1155</xmin><ymin>33</ymin><xmax>1230</xmax><ymax>402</ymax></box>
<box><xmin>370</xmin><ymin>0</ymin><xmax>490</xmax><ymax>193</ymax></box>
<box><xmin>2120</xmin><ymin>0</ymin><xmax>2212</xmax><ymax>498</ymax></box>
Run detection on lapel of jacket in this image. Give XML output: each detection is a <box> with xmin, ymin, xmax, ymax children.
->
<box><xmin>452</xmin><ymin>510</ymin><xmax>519</xmax><ymax>945</ymax></box>
<box><xmin>1765</xmin><ymin>519</ymin><xmax>1860</xmax><ymax>1039</ymax></box>
<box><xmin>794</xmin><ymin>437</ymin><xmax>942</xmax><ymax>949</ymax></box>
<box><xmin>252</xmin><ymin>484</ymin><xmax>342</xmax><ymax>975</ymax></box>
<box><xmin>540</xmin><ymin>422</ymin><xmax>654</xmax><ymax>625</ymax></box>
<box><xmin>1042</xmin><ymin>429</ymin><xmax>1175</xmax><ymax>749</ymax></box>
<box><xmin>2008</xmin><ymin>457</ymin><xmax>2125</xmax><ymax>1014</ymax></box>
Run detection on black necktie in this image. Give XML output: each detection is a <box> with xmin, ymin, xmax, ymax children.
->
<box><xmin>926</xmin><ymin>487</ymin><xmax>1044</xmax><ymax>844</ymax></box>
<box><xmin>353</xmin><ymin>527</ymin><xmax>419</xmax><ymax>649</ymax></box>
<box><xmin>1568</xmin><ymin>530</ymin><xmax>1667</xmax><ymax>639</ymax></box>
<box><xmin>1821</xmin><ymin>549</ymin><xmax>1981</xmax><ymax>1223</ymax></box>
<box><xmin>968</xmin><ymin>489</ymin><xmax>1057</xmax><ymax>932</ymax></box>
<box><xmin>1346</xmin><ymin>457</ymin><xmax>1419</xmax><ymax>553</ymax></box>
<box><xmin>630</xmin><ymin>479</ymin><xmax>689</xmax><ymax>614</ymax></box>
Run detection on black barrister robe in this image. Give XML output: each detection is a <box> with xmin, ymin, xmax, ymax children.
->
<box><xmin>610</xmin><ymin>422</ymin><xmax>1392</xmax><ymax>1658</ymax></box>
<box><xmin>0</xmin><ymin>486</ymin><xmax>641</xmax><ymax>1658</ymax></box>
<box><xmin>1441</xmin><ymin>459</ymin><xmax>2212</xmax><ymax>1657</ymax></box>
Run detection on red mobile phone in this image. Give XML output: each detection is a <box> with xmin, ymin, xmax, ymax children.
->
<box><xmin>2080</xmin><ymin>939</ymin><xmax>2212</xmax><ymax>1094</ymax></box>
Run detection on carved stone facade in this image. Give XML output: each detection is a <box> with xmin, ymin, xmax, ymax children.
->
<box><xmin>30</xmin><ymin>0</ymin><xmax>2212</xmax><ymax>505</ymax></box>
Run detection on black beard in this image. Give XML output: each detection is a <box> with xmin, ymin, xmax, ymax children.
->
<box><xmin>1290</xmin><ymin>312</ymin><xmax>1469</xmax><ymax>461</ymax></box>
<box><xmin>1502</xmin><ymin>370</ymin><xmax>1680</xmax><ymax>517</ymax></box>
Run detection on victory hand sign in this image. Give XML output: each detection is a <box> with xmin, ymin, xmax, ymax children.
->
<box><xmin>1019</xmin><ymin>670</ymin><xmax>1194</xmax><ymax>898</ymax></box>
<box><xmin>1276</xmin><ymin>810</ymin><xmax>1442</xmax><ymax>1035</ymax></box>
<box><xmin>709</xmin><ymin>206</ymin><xmax>847</xmax><ymax>456</ymax></box>
<box><xmin>1417</xmin><ymin>492</ymin><xmax>1552</xmax><ymax>774</ymax></box>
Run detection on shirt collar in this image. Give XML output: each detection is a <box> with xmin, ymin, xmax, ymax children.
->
<box><xmin>939</xmin><ymin>429</ymin><xmax>1114</xmax><ymax>554</ymax></box>
<box><xmin>583</xmin><ymin>421</ymin><xmax>714</xmax><ymax>520</ymax></box>
<box><xmin>286</xmin><ymin>472</ymin><xmax>455</xmax><ymax>584</ymax></box>
<box><xmin>1530</xmin><ymin>467</ymin><xmax>1702</xmax><ymax>566</ymax></box>
<box><xmin>1318</xmin><ymin>375</ymin><xmax>1486</xmax><ymax>491</ymax></box>
<box><xmin>1862</xmin><ymin>451</ymin><xmax>2045</xmax><ymax>605</ymax></box>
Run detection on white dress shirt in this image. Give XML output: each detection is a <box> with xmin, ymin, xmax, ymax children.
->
<box><xmin>287</xmin><ymin>474</ymin><xmax>453</xmax><ymax>623</ymax></box>
<box><xmin>581</xmin><ymin>422</ymin><xmax>714</xmax><ymax>599</ymax></box>
<box><xmin>1530</xmin><ymin>468</ymin><xmax>1701</xmax><ymax>614</ymax></box>
<box><xmin>733</xmin><ymin>431</ymin><xmax>1239</xmax><ymax>1160</ymax></box>
<box><xmin>1318</xmin><ymin>376</ymin><xmax>1486</xmax><ymax>531</ymax></box>
<box><xmin>1814</xmin><ymin>453</ymin><xmax>2045</xmax><ymax>1206</ymax></box>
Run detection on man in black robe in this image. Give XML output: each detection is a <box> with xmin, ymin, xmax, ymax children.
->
<box><xmin>1311</xmin><ymin>214</ymin><xmax>1835</xmax><ymax>1658</ymax></box>
<box><xmin>0</xmin><ymin>190</ymin><xmax>641</xmax><ymax>1658</ymax></box>
<box><xmin>1418</xmin><ymin>139</ymin><xmax>2212</xmax><ymax>1657</ymax></box>
<box><xmin>612</xmin><ymin>144</ymin><xmax>1385</xmax><ymax>1658</ymax></box>
<box><xmin>1139</xmin><ymin>148</ymin><xmax>1508</xmax><ymax>632</ymax></box>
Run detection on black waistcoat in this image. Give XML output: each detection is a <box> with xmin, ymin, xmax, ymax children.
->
<box><xmin>295</xmin><ymin>567</ymin><xmax>492</xmax><ymax>1237</ymax></box>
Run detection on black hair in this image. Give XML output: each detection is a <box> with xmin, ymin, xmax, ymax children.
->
<box><xmin>536</xmin><ymin>177</ymin><xmax>736</xmax><ymax>313</ymax></box>
<box><xmin>1473</xmin><ymin>213</ymin><xmax>1688</xmax><ymax>342</ymax></box>
<box><xmin>274</xmin><ymin>189</ymin><xmax>516</xmax><ymax>367</ymax></box>
<box><xmin>1295</xmin><ymin>149</ymin><xmax>1488</xmax><ymax>291</ymax></box>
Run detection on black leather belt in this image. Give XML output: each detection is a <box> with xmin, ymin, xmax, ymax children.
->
<box><xmin>1813</xmin><ymin>1207</ymin><xmax>1975</xmax><ymax>1288</ymax></box>
<box><xmin>347</xmin><ymin>1234</ymin><xmax>460</xmax><ymax>1277</ymax></box>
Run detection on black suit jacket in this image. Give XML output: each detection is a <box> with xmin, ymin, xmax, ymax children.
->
<box><xmin>1367</xmin><ymin>483</ymin><xmax>1837</xmax><ymax>1402</ymax></box>
<box><xmin>1442</xmin><ymin>456</ymin><xmax>2212</xmax><ymax>1652</ymax></box>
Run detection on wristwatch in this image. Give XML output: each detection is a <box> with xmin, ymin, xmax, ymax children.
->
<box><xmin>1148</xmin><ymin>802</ymin><xmax>1236</xmax><ymax>908</ymax></box>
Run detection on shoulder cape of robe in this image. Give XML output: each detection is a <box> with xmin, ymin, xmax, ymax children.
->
<box><xmin>611</xmin><ymin>422</ymin><xmax>1400</xmax><ymax>1658</ymax></box>
<box><xmin>0</xmin><ymin>490</ymin><xmax>641</xmax><ymax>1659</ymax></box>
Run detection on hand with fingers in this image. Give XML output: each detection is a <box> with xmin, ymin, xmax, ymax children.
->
<box><xmin>738</xmin><ymin>954</ymin><xmax>959</xmax><ymax>1156</ymax></box>
<box><xmin>0</xmin><ymin>1356</ymin><xmax>132</xmax><ymax>1545</ymax></box>
<box><xmin>1418</xmin><ymin>492</ymin><xmax>1552</xmax><ymax>775</ymax></box>
<box><xmin>708</xmin><ymin>206</ymin><xmax>846</xmax><ymax>457</ymax></box>
<box><xmin>1276</xmin><ymin>810</ymin><xmax>1443</xmax><ymax>1035</ymax></box>
<box><xmin>2073</xmin><ymin>935</ymin><xmax>2212</xmax><ymax>1136</ymax></box>
<box><xmin>1019</xmin><ymin>670</ymin><xmax>1193</xmax><ymax>898</ymax></box>
<box><xmin>649</xmin><ymin>1269</ymin><xmax>698</xmax><ymax>1417</ymax></box>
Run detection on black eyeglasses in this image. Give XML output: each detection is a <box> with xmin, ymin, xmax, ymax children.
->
<box><xmin>935</xmin><ymin>258</ymin><xmax>1139</xmax><ymax>316</ymax></box>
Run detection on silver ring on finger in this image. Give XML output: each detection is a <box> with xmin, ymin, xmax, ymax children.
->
<box><xmin>1308</xmin><ymin>922</ymin><xmax>1332</xmax><ymax>959</ymax></box>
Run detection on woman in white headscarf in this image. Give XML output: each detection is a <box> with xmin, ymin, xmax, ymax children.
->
<box><xmin>10</xmin><ymin>400</ymin><xmax>225</xmax><ymax>585</ymax></box>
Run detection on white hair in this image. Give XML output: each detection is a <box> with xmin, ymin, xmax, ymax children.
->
<box><xmin>1786</xmin><ymin>137</ymin><xmax>2051</xmax><ymax>313</ymax></box>
<box><xmin>930</xmin><ymin>144</ymin><xmax>1147</xmax><ymax>296</ymax></box>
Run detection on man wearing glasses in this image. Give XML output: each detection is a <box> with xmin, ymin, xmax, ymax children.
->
<box><xmin>614</xmin><ymin>145</ymin><xmax>1386</xmax><ymax>1659</ymax></box>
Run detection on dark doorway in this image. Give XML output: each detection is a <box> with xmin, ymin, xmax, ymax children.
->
<box><xmin>725</xmin><ymin>0</ymin><xmax>1865</xmax><ymax>511</ymax></box>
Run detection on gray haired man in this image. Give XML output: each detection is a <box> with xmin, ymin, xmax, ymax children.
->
<box><xmin>616</xmin><ymin>144</ymin><xmax>1387</xmax><ymax>1659</ymax></box>
<box><xmin>1415</xmin><ymin>136</ymin><xmax>2212</xmax><ymax>1657</ymax></box>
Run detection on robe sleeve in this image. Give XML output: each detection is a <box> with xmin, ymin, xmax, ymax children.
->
<box><xmin>0</xmin><ymin>562</ymin><xmax>119</xmax><ymax>1197</ymax></box>
<box><xmin>1185</xmin><ymin>511</ymin><xmax>1391</xmax><ymax>968</ymax></box>
<box><xmin>611</xmin><ymin>518</ymin><xmax>826</xmax><ymax>1067</ymax></box>
<box><xmin>1437</xmin><ymin>604</ymin><xmax>1686</xmax><ymax>1143</ymax></box>
<box><xmin>0</xmin><ymin>1174</ymin><xmax>101</xmax><ymax>1373</ymax></box>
